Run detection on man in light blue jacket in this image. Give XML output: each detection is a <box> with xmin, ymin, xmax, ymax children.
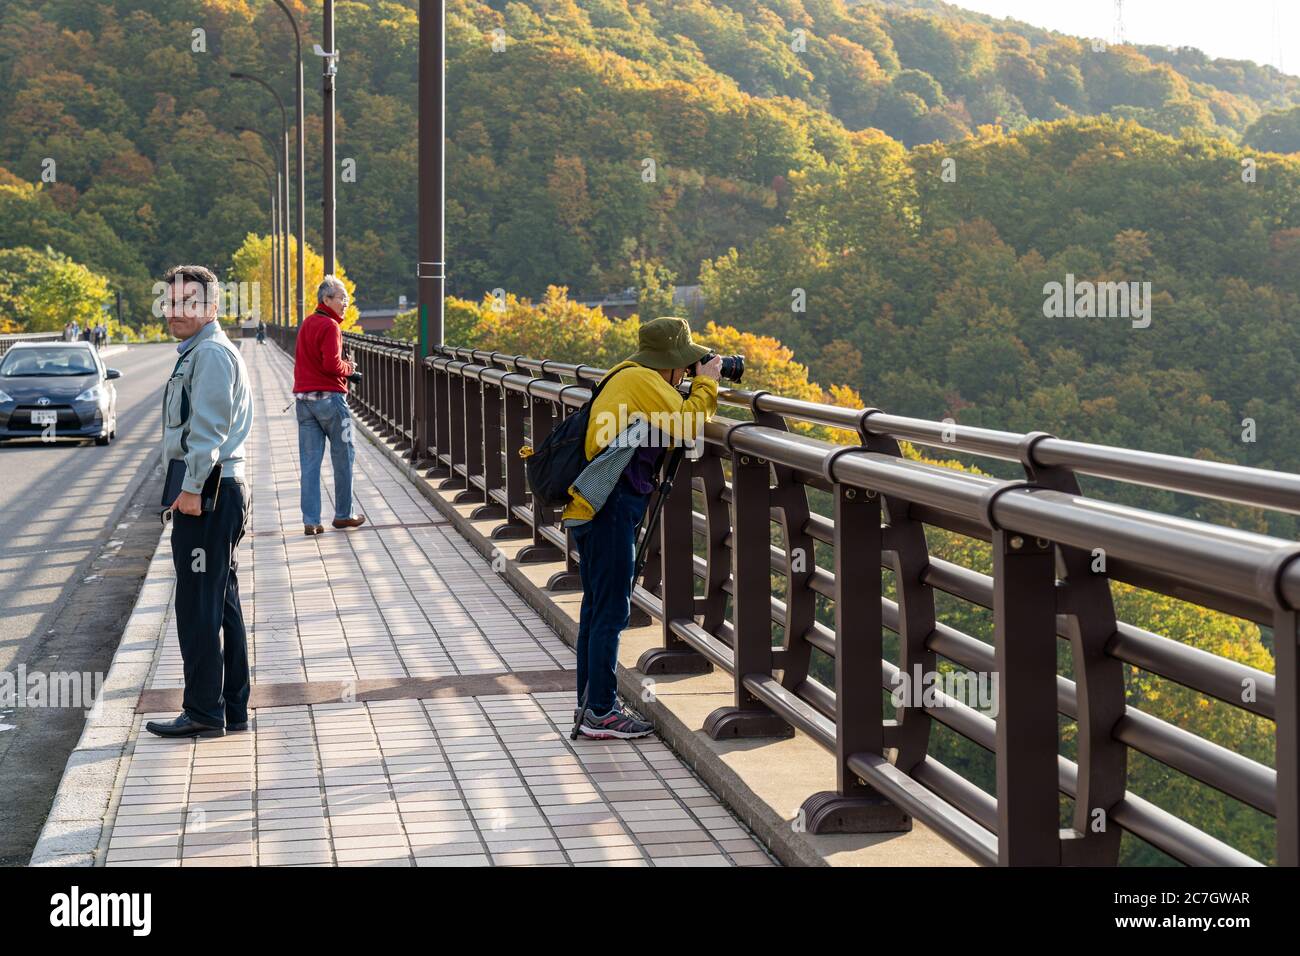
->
<box><xmin>146</xmin><ymin>264</ymin><xmax>254</xmax><ymax>739</ymax></box>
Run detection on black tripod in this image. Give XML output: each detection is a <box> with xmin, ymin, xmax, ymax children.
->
<box><xmin>633</xmin><ymin>444</ymin><xmax>689</xmax><ymax>581</ymax></box>
<box><xmin>568</xmin><ymin>443</ymin><xmax>690</xmax><ymax>740</ymax></box>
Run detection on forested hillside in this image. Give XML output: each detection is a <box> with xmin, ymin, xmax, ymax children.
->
<box><xmin>5</xmin><ymin>0</ymin><xmax>1300</xmax><ymax>308</ymax></box>
<box><xmin>1</xmin><ymin>0</ymin><xmax>1298</xmax><ymax>520</ymax></box>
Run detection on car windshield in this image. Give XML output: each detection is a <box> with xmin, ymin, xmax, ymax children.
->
<box><xmin>0</xmin><ymin>347</ymin><xmax>97</xmax><ymax>377</ymax></box>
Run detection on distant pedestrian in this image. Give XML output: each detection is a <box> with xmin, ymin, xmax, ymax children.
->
<box><xmin>145</xmin><ymin>264</ymin><xmax>254</xmax><ymax>739</ymax></box>
<box><xmin>256</xmin><ymin>319</ymin><xmax>266</xmax><ymax>345</ymax></box>
<box><xmin>293</xmin><ymin>275</ymin><xmax>365</xmax><ymax>536</ymax></box>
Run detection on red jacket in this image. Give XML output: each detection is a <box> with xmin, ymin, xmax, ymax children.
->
<box><xmin>293</xmin><ymin>301</ymin><xmax>349</xmax><ymax>392</ymax></box>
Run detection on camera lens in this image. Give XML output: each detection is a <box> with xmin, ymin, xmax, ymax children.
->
<box><xmin>696</xmin><ymin>352</ymin><xmax>744</xmax><ymax>383</ymax></box>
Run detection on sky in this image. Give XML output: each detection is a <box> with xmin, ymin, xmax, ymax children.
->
<box><xmin>948</xmin><ymin>0</ymin><xmax>1299</xmax><ymax>74</ymax></box>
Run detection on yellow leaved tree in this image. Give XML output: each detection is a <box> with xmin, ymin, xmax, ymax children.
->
<box><xmin>227</xmin><ymin>233</ymin><xmax>359</xmax><ymax>331</ymax></box>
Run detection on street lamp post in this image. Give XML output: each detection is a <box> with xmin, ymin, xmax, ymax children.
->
<box><xmin>271</xmin><ymin>0</ymin><xmax>307</xmax><ymax>327</ymax></box>
<box><xmin>230</xmin><ymin>73</ymin><xmax>292</xmax><ymax>329</ymax></box>
<box><xmin>235</xmin><ymin>125</ymin><xmax>288</xmax><ymax>328</ymax></box>
<box><xmin>234</xmin><ymin>157</ymin><xmax>278</xmax><ymax>327</ymax></box>
<box><xmin>317</xmin><ymin>0</ymin><xmax>339</xmax><ymax>274</ymax></box>
<box><xmin>236</xmin><ymin>157</ymin><xmax>282</xmax><ymax>329</ymax></box>
<box><xmin>416</xmin><ymin>0</ymin><xmax>446</xmax><ymax>471</ymax></box>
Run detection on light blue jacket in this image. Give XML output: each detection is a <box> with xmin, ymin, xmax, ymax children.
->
<box><xmin>161</xmin><ymin>321</ymin><xmax>252</xmax><ymax>493</ymax></box>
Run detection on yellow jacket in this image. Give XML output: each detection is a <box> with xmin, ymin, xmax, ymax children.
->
<box><xmin>560</xmin><ymin>360</ymin><xmax>719</xmax><ymax>523</ymax></box>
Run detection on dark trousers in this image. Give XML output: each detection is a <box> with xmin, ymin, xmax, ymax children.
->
<box><xmin>572</xmin><ymin>482</ymin><xmax>649</xmax><ymax>716</ymax></box>
<box><xmin>171</xmin><ymin>478</ymin><xmax>251</xmax><ymax>727</ymax></box>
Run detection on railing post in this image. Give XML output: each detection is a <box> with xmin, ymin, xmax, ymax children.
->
<box><xmin>759</xmin><ymin>411</ymin><xmax>815</xmax><ymax>696</ymax></box>
<box><xmin>367</xmin><ymin>344</ymin><xmax>379</xmax><ymax>420</ymax></box>
<box><xmin>356</xmin><ymin>341</ymin><xmax>372</xmax><ymax>418</ymax></box>
<box><xmin>388</xmin><ymin>349</ymin><xmax>400</xmax><ymax>437</ymax></box>
<box><xmin>454</xmin><ymin>370</ymin><xmax>482</xmax><ymax>503</ymax></box>
<box><xmin>801</xmin><ymin>484</ymin><xmax>911</xmax><ymax>833</ymax></box>
<box><xmin>429</xmin><ymin>355</ymin><xmax>452</xmax><ymax>478</ymax></box>
<box><xmin>440</xmin><ymin>362</ymin><xmax>467</xmax><ymax>490</ymax></box>
<box><xmin>517</xmin><ymin>388</ymin><xmax>564</xmax><ymax>563</ymax></box>
<box><xmin>860</xmin><ymin>415</ymin><xmax>936</xmax><ymax>774</ymax></box>
<box><xmin>491</xmin><ymin>383</ymin><xmax>532</xmax><ymax>540</ymax></box>
<box><xmin>419</xmin><ymin>356</ymin><xmax>438</xmax><ymax>473</ymax></box>
<box><xmin>704</xmin><ymin>450</ymin><xmax>792</xmax><ymax>740</ymax></box>
<box><xmin>379</xmin><ymin>348</ymin><xmax>392</xmax><ymax>433</ymax></box>
<box><xmin>1019</xmin><ymin>435</ymin><xmax>1125</xmax><ymax>865</ymax></box>
<box><xmin>993</xmin><ymin>528</ymin><xmax>1062</xmax><ymax>866</ymax></box>
<box><xmin>400</xmin><ymin>346</ymin><xmax>415</xmax><ymax>454</ymax></box>
<box><xmin>413</xmin><ymin>344</ymin><xmax>430</xmax><ymax>468</ymax></box>
<box><xmin>472</xmin><ymin>379</ymin><xmax>506</xmax><ymax>520</ymax></box>
<box><xmin>1277</xmin><ymin>606</ymin><xmax>1299</xmax><ymax>866</ymax></box>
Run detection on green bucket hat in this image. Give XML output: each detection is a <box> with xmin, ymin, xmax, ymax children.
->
<box><xmin>626</xmin><ymin>316</ymin><xmax>710</xmax><ymax>370</ymax></box>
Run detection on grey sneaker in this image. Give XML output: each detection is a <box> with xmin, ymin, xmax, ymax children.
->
<box><xmin>578</xmin><ymin>706</ymin><xmax>654</xmax><ymax>740</ymax></box>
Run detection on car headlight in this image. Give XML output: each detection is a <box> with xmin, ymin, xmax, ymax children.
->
<box><xmin>0</xmin><ymin>388</ymin><xmax>12</xmax><ymax>403</ymax></box>
<box><xmin>75</xmin><ymin>385</ymin><xmax>104</xmax><ymax>403</ymax></box>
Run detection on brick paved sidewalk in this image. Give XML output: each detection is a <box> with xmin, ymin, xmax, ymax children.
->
<box><xmin>93</xmin><ymin>341</ymin><xmax>774</xmax><ymax>867</ymax></box>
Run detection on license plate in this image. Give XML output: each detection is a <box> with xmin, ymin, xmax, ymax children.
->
<box><xmin>30</xmin><ymin>410</ymin><xmax>57</xmax><ymax>425</ymax></box>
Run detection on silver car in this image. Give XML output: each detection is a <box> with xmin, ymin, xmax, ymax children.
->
<box><xmin>0</xmin><ymin>341</ymin><xmax>120</xmax><ymax>445</ymax></box>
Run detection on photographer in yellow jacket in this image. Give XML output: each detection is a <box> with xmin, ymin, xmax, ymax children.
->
<box><xmin>565</xmin><ymin>317</ymin><xmax>721</xmax><ymax>739</ymax></box>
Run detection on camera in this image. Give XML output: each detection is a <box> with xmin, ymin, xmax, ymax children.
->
<box><xmin>696</xmin><ymin>351</ymin><xmax>744</xmax><ymax>383</ymax></box>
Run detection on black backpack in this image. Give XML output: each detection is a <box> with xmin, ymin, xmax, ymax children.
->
<box><xmin>524</xmin><ymin>367</ymin><xmax>632</xmax><ymax>508</ymax></box>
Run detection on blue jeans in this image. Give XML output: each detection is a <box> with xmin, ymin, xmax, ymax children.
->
<box><xmin>297</xmin><ymin>393</ymin><xmax>356</xmax><ymax>525</ymax></box>
<box><xmin>572</xmin><ymin>481</ymin><xmax>649</xmax><ymax>716</ymax></box>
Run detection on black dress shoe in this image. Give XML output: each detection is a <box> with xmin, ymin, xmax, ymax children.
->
<box><xmin>144</xmin><ymin>713</ymin><xmax>225</xmax><ymax>738</ymax></box>
<box><xmin>227</xmin><ymin>720</ymin><xmax>249</xmax><ymax>732</ymax></box>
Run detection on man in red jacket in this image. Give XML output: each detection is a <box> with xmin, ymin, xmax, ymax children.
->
<box><xmin>293</xmin><ymin>275</ymin><xmax>366</xmax><ymax>535</ymax></box>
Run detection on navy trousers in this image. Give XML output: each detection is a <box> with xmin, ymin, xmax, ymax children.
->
<box><xmin>572</xmin><ymin>481</ymin><xmax>649</xmax><ymax>716</ymax></box>
<box><xmin>171</xmin><ymin>478</ymin><xmax>251</xmax><ymax>728</ymax></box>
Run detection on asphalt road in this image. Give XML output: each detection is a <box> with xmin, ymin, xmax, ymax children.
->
<box><xmin>0</xmin><ymin>342</ymin><xmax>178</xmax><ymax>864</ymax></box>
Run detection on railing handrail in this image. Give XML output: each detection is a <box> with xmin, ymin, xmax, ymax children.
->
<box><xmin>427</xmin><ymin>345</ymin><xmax>1300</xmax><ymax>516</ymax></box>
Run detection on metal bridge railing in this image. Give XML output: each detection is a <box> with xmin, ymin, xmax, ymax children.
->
<box><xmin>328</xmin><ymin>334</ymin><xmax>1300</xmax><ymax>867</ymax></box>
<box><xmin>0</xmin><ymin>331</ymin><xmax>67</xmax><ymax>357</ymax></box>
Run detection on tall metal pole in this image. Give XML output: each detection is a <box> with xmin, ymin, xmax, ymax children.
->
<box><xmin>270</xmin><ymin>172</ymin><xmax>281</xmax><ymax>326</ymax></box>
<box><xmin>272</xmin><ymin>0</ymin><xmax>306</xmax><ymax>326</ymax></box>
<box><xmin>231</xmin><ymin>80</ymin><xmax>291</xmax><ymax>328</ymax></box>
<box><xmin>274</xmin><ymin>166</ymin><xmax>284</xmax><ymax>323</ymax></box>
<box><xmin>418</xmin><ymin>0</ymin><xmax>444</xmax><ymax>351</ymax></box>
<box><xmin>416</xmin><ymin>0</ymin><xmax>446</xmax><ymax>466</ymax></box>
<box><xmin>235</xmin><ymin>157</ymin><xmax>277</xmax><ymax>325</ymax></box>
<box><xmin>322</xmin><ymin>0</ymin><xmax>337</xmax><ymax>274</ymax></box>
<box><xmin>236</xmin><ymin>123</ymin><xmax>288</xmax><ymax>327</ymax></box>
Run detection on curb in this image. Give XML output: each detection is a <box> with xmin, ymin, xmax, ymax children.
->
<box><xmin>28</xmin><ymin>527</ymin><xmax>173</xmax><ymax>866</ymax></box>
<box><xmin>352</xmin><ymin>415</ymin><xmax>827</xmax><ymax>868</ymax></box>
